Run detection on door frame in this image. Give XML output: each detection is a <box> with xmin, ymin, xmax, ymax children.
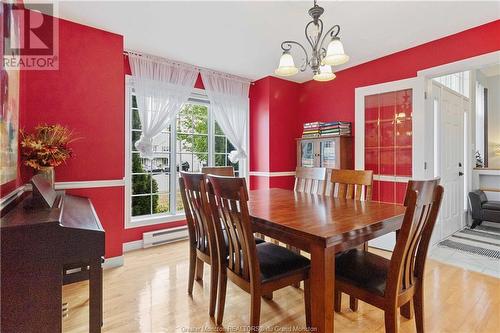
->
<box><xmin>355</xmin><ymin>77</ymin><xmax>427</xmax><ymax>180</ymax></box>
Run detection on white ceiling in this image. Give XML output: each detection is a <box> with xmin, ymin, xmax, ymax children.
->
<box><xmin>53</xmin><ymin>1</ymin><xmax>500</xmax><ymax>83</ymax></box>
<box><xmin>480</xmin><ymin>63</ymin><xmax>500</xmax><ymax>77</ymax></box>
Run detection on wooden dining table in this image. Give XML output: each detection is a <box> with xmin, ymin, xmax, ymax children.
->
<box><xmin>248</xmin><ymin>188</ymin><xmax>407</xmax><ymax>333</ymax></box>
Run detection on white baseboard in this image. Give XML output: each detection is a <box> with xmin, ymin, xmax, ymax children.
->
<box><xmin>103</xmin><ymin>255</ymin><xmax>124</xmax><ymax>269</ymax></box>
<box><xmin>123</xmin><ymin>239</ymin><xmax>143</xmax><ymax>253</ymax></box>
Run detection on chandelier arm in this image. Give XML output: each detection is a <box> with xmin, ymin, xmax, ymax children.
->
<box><xmin>304</xmin><ymin>20</ymin><xmax>318</xmax><ymax>50</ymax></box>
<box><xmin>280</xmin><ymin>40</ymin><xmax>309</xmax><ymax>71</ymax></box>
<box><xmin>319</xmin><ymin>24</ymin><xmax>341</xmax><ymax>51</ymax></box>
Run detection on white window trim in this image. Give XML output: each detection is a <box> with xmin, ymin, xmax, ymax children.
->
<box><xmin>124</xmin><ymin>75</ymin><xmax>247</xmax><ymax>229</ymax></box>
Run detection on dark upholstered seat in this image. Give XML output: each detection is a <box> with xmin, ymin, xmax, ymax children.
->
<box><xmin>256</xmin><ymin>243</ymin><xmax>310</xmax><ymax>283</ymax></box>
<box><xmin>335</xmin><ymin>249</ymin><xmax>390</xmax><ymax>296</ymax></box>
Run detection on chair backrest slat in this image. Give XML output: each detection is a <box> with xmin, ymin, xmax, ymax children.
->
<box><xmin>387</xmin><ymin>179</ymin><xmax>444</xmax><ymax>297</ymax></box>
<box><xmin>202</xmin><ymin>166</ymin><xmax>235</xmax><ymax>177</ymax></box>
<box><xmin>179</xmin><ymin>172</ymin><xmax>214</xmax><ymax>256</ymax></box>
<box><xmin>207</xmin><ymin>175</ymin><xmax>258</xmax><ymax>283</ymax></box>
<box><xmin>294</xmin><ymin>167</ymin><xmax>327</xmax><ymax>195</ymax></box>
<box><xmin>329</xmin><ymin>169</ymin><xmax>373</xmax><ymax>201</ymax></box>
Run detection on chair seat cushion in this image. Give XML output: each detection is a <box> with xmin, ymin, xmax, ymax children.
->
<box><xmin>482</xmin><ymin>201</ymin><xmax>500</xmax><ymax>211</ymax></box>
<box><xmin>335</xmin><ymin>249</ymin><xmax>390</xmax><ymax>296</ymax></box>
<box><xmin>256</xmin><ymin>243</ymin><xmax>310</xmax><ymax>283</ymax></box>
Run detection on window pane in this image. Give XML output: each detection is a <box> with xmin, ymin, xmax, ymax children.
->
<box><xmin>152</xmin><ymin>132</ymin><xmax>170</xmax><ymax>153</ymax></box>
<box><xmin>192</xmin><ymin>135</ymin><xmax>208</xmax><ymax>153</ymax></box>
<box><xmin>132</xmin><ymin>174</ymin><xmax>151</xmax><ymax>195</ymax></box>
<box><xmin>215</xmin><ymin>121</ymin><xmax>224</xmax><ymax>135</ymax></box>
<box><xmin>131</xmin><ymin>131</ymin><xmax>141</xmax><ymax>151</ymax></box>
<box><xmin>151</xmin><ymin>157</ymin><xmax>169</xmax><ymax>173</ymax></box>
<box><xmin>132</xmin><ymin>153</ymin><xmax>148</xmax><ymax>173</ymax></box>
<box><xmin>152</xmin><ymin>172</ymin><xmax>169</xmax><ymax>193</ymax></box>
<box><xmin>176</xmin><ymin>175</ymin><xmax>184</xmax><ymax>212</ymax></box>
<box><xmin>132</xmin><ymin>195</ymin><xmax>151</xmax><ymax>216</ymax></box>
<box><xmin>215</xmin><ymin>136</ymin><xmax>226</xmax><ymax>153</ymax></box>
<box><xmin>177</xmin><ymin>114</ymin><xmax>193</xmax><ymax>134</ymax></box>
<box><xmin>215</xmin><ymin>154</ymin><xmax>226</xmax><ymax>166</ymax></box>
<box><xmin>132</xmin><ymin>95</ymin><xmax>138</xmax><ymax>108</ymax></box>
<box><xmin>178</xmin><ymin>154</ymin><xmax>193</xmax><ymax>172</ymax></box>
<box><xmin>192</xmin><ymin>154</ymin><xmax>208</xmax><ymax>172</ymax></box>
<box><xmin>177</xmin><ymin>135</ymin><xmax>192</xmax><ymax>153</ymax></box>
<box><xmin>226</xmin><ymin>139</ymin><xmax>235</xmax><ymax>154</ymax></box>
<box><xmin>132</xmin><ymin>109</ymin><xmax>141</xmax><ymax>130</ymax></box>
<box><xmin>153</xmin><ymin>194</ymin><xmax>169</xmax><ymax>214</ymax></box>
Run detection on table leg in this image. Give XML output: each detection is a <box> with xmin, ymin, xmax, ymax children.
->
<box><xmin>309</xmin><ymin>244</ymin><xmax>335</xmax><ymax>333</ymax></box>
<box><xmin>89</xmin><ymin>258</ymin><xmax>103</xmax><ymax>333</ymax></box>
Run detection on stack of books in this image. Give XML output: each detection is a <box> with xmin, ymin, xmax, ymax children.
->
<box><xmin>320</xmin><ymin>121</ymin><xmax>351</xmax><ymax>136</ymax></box>
<box><xmin>302</xmin><ymin>122</ymin><xmax>323</xmax><ymax>138</ymax></box>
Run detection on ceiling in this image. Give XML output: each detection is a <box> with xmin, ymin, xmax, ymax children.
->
<box><xmin>52</xmin><ymin>1</ymin><xmax>500</xmax><ymax>83</ymax></box>
<box><xmin>480</xmin><ymin>63</ymin><xmax>500</xmax><ymax>77</ymax></box>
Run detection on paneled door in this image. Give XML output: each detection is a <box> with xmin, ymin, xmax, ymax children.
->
<box><xmin>432</xmin><ymin>81</ymin><xmax>467</xmax><ymax>244</ymax></box>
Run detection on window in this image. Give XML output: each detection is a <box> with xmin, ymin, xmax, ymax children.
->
<box><xmin>433</xmin><ymin>71</ymin><xmax>470</xmax><ymax>98</ymax></box>
<box><xmin>127</xmin><ymin>84</ymin><xmax>241</xmax><ymax>224</ymax></box>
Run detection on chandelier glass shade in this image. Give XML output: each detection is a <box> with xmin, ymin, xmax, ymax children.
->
<box><xmin>275</xmin><ymin>0</ymin><xmax>349</xmax><ymax>82</ymax></box>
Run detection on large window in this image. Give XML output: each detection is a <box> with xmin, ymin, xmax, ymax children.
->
<box><xmin>127</xmin><ymin>85</ymin><xmax>240</xmax><ymax>224</ymax></box>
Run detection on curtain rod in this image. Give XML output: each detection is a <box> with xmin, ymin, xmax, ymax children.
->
<box><xmin>124</xmin><ymin>50</ymin><xmax>254</xmax><ymax>85</ymax></box>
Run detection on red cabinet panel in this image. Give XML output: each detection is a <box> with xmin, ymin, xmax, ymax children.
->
<box><xmin>364</xmin><ymin>89</ymin><xmax>413</xmax><ymax>204</ymax></box>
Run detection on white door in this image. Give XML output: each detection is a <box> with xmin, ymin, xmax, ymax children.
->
<box><xmin>431</xmin><ymin>81</ymin><xmax>467</xmax><ymax>244</ymax></box>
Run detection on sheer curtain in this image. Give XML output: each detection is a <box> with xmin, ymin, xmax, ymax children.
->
<box><xmin>200</xmin><ymin>70</ymin><xmax>250</xmax><ymax>163</ymax></box>
<box><xmin>129</xmin><ymin>54</ymin><xmax>198</xmax><ymax>158</ymax></box>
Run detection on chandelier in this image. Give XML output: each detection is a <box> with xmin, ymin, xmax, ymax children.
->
<box><xmin>274</xmin><ymin>0</ymin><xmax>349</xmax><ymax>82</ymax></box>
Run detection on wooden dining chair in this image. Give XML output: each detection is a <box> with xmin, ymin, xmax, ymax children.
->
<box><xmin>206</xmin><ymin>175</ymin><xmax>311</xmax><ymax>330</ymax></box>
<box><xmin>328</xmin><ymin>169</ymin><xmax>373</xmax><ymax>200</ymax></box>
<box><xmin>179</xmin><ymin>172</ymin><xmax>219</xmax><ymax>317</ymax></box>
<box><xmin>334</xmin><ymin>179</ymin><xmax>444</xmax><ymax>333</ymax></box>
<box><xmin>202</xmin><ymin>166</ymin><xmax>235</xmax><ymax>177</ymax></box>
<box><xmin>294</xmin><ymin>167</ymin><xmax>328</xmax><ymax>195</ymax></box>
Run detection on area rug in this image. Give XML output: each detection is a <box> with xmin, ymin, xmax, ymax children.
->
<box><xmin>438</xmin><ymin>222</ymin><xmax>500</xmax><ymax>259</ymax></box>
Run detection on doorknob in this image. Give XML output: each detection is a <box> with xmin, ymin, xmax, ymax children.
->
<box><xmin>459</xmin><ymin>171</ymin><xmax>464</xmax><ymax>176</ymax></box>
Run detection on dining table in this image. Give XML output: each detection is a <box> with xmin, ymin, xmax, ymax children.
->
<box><xmin>248</xmin><ymin>188</ymin><xmax>407</xmax><ymax>333</ymax></box>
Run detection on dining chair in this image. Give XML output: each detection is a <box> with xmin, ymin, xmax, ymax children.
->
<box><xmin>329</xmin><ymin>169</ymin><xmax>374</xmax><ymax>308</ymax></box>
<box><xmin>294</xmin><ymin>166</ymin><xmax>328</xmax><ymax>195</ymax></box>
<box><xmin>179</xmin><ymin>172</ymin><xmax>219</xmax><ymax>317</ymax></box>
<box><xmin>329</xmin><ymin>169</ymin><xmax>373</xmax><ymax>200</ymax></box>
<box><xmin>206</xmin><ymin>175</ymin><xmax>311</xmax><ymax>330</ymax></box>
<box><xmin>201</xmin><ymin>166</ymin><xmax>235</xmax><ymax>177</ymax></box>
<box><xmin>333</xmin><ymin>179</ymin><xmax>444</xmax><ymax>333</ymax></box>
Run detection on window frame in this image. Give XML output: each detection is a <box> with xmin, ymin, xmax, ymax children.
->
<box><xmin>125</xmin><ymin>76</ymin><xmax>247</xmax><ymax>228</ymax></box>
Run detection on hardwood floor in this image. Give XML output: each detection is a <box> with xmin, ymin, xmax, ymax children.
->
<box><xmin>63</xmin><ymin>240</ymin><xmax>499</xmax><ymax>333</ymax></box>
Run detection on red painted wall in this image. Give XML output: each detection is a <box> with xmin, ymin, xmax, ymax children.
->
<box><xmin>249</xmin><ymin>77</ymin><xmax>300</xmax><ymax>190</ymax></box>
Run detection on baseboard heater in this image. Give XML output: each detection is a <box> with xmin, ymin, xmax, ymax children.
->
<box><xmin>142</xmin><ymin>226</ymin><xmax>188</xmax><ymax>248</ymax></box>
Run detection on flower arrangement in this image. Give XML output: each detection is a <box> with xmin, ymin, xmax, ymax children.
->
<box><xmin>20</xmin><ymin>124</ymin><xmax>77</xmax><ymax>170</ymax></box>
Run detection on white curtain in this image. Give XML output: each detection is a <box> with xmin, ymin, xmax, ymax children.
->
<box><xmin>129</xmin><ymin>54</ymin><xmax>198</xmax><ymax>159</ymax></box>
<box><xmin>200</xmin><ymin>70</ymin><xmax>250</xmax><ymax>163</ymax></box>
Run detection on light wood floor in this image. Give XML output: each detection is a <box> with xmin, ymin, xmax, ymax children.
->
<box><xmin>63</xmin><ymin>240</ymin><xmax>500</xmax><ymax>333</ymax></box>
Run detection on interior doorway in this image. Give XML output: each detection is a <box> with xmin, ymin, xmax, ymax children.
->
<box><xmin>430</xmin><ymin>80</ymin><xmax>469</xmax><ymax>244</ymax></box>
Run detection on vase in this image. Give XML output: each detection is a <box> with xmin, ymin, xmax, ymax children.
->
<box><xmin>37</xmin><ymin>166</ymin><xmax>55</xmax><ymax>188</ymax></box>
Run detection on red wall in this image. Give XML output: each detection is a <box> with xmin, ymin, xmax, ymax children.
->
<box><xmin>249</xmin><ymin>77</ymin><xmax>300</xmax><ymax>190</ymax></box>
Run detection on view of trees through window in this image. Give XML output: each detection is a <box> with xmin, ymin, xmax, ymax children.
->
<box><xmin>130</xmin><ymin>93</ymin><xmax>239</xmax><ymax>218</ymax></box>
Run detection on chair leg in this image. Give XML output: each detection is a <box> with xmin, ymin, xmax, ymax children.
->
<box><xmin>250</xmin><ymin>290</ymin><xmax>262</xmax><ymax>332</ymax></box>
<box><xmin>384</xmin><ymin>307</ymin><xmax>398</xmax><ymax>333</ymax></box>
<box><xmin>188</xmin><ymin>248</ymin><xmax>196</xmax><ymax>295</ymax></box>
<box><xmin>195</xmin><ymin>258</ymin><xmax>204</xmax><ymax>281</ymax></box>
<box><xmin>287</xmin><ymin>245</ymin><xmax>301</xmax><ymax>288</ymax></box>
<box><xmin>414</xmin><ymin>286</ymin><xmax>425</xmax><ymax>333</ymax></box>
<box><xmin>208</xmin><ymin>263</ymin><xmax>218</xmax><ymax>317</ymax></box>
<box><xmin>216</xmin><ymin>269</ymin><xmax>227</xmax><ymax>325</ymax></box>
<box><xmin>334</xmin><ymin>290</ymin><xmax>341</xmax><ymax>313</ymax></box>
<box><xmin>349</xmin><ymin>296</ymin><xmax>358</xmax><ymax>312</ymax></box>
<box><xmin>471</xmin><ymin>219</ymin><xmax>482</xmax><ymax>229</ymax></box>
<box><xmin>304</xmin><ymin>279</ymin><xmax>312</xmax><ymax>328</ymax></box>
<box><xmin>262</xmin><ymin>293</ymin><xmax>273</xmax><ymax>300</ymax></box>
<box><xmin>401</xmin><ymin>300</ymin><xmax>413</xmax><ymax>319</ymax></box>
